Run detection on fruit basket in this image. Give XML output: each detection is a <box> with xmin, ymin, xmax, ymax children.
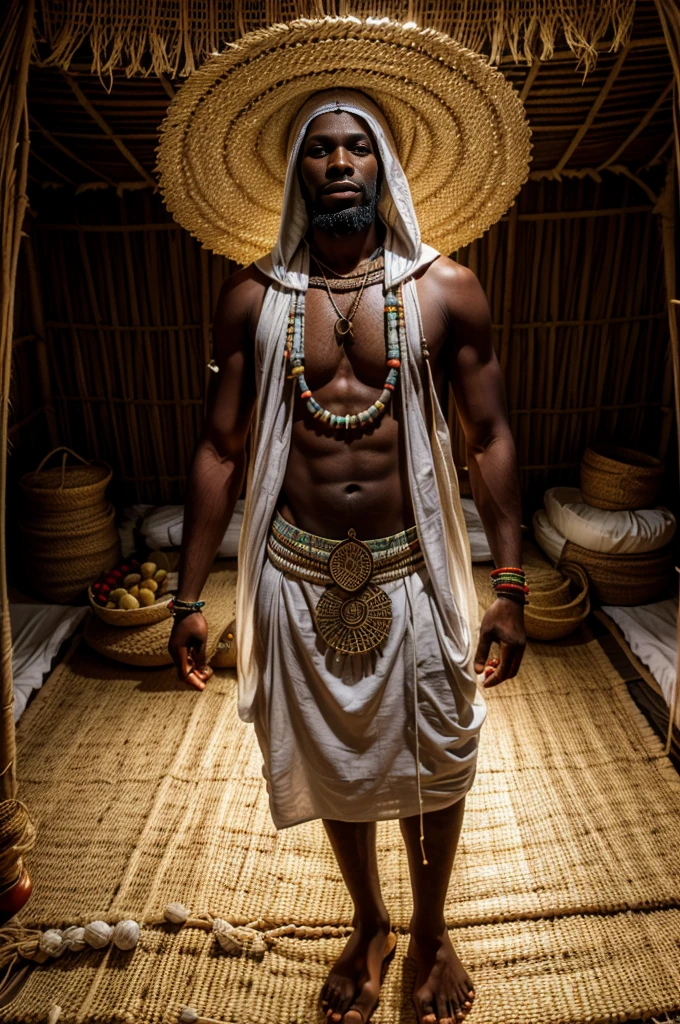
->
<box><xmin>88</xmin><ymin>550</ymin><xmax>173</xmax><ymax>626</ymax></box>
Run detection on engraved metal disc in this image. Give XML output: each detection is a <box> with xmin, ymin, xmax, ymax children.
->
<box><xmin>315</xmin><ymin>583</ymin><xmax>392</xmax><ymax>654</ymax></box>
<box><xmin>328</xmin><ymin>530</ymin><xmax>373</xmax><ymax>592</ymax></box>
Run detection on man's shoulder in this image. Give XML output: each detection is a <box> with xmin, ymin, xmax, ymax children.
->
<box><xmin>418</xmin><ymin>254</ymin><xmax>483</xmax><ymax>296</ymax></box>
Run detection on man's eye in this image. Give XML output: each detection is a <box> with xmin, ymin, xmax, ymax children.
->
<box><xmin>354</xmin><ymin>146</ymin><xmax>370</xmax><ymax>155</ymax></box>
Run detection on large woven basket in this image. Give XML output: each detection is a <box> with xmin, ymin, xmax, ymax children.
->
<box><xmin>20</xmin><ymin>446</ymin><xmax>112</xmax><ymax>514</ymax></box>
<box><xmin>580</xmin><ymin>445</ymin><xmax>664</xmax><ymax>511</ymax></box>
<box><xmin>19</xmin><ymin>502</ymin><xmax>118</xmax><ymax>557</ymax></box>
<box><xmin>524</xmin><ymin>561</ymin><xmax>590</xmax><ymax>641</ymax></box>
<box><xmin>559</xmin><ymin>540</ymin><xmax>674</xmax><ymax>605</ymax></box>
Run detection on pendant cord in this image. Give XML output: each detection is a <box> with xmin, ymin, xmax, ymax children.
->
<box><xmin>310</xmin><ymin>244</ymin><xmax>383</xmax><ymax>279</ymax></box>
<box><xmin>317</xmin><ymin>257</ymin><xmax>372</xmax><ymax>335</ymax></box>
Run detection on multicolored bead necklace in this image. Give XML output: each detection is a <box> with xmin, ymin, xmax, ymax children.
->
<box><xmin>284</xmin><ymin>282</ymin><xmax>405</xmax><ymax>432</ymax></box>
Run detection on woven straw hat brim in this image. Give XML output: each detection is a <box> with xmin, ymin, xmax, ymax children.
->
<box><xmin>157</xmin><ymin>17</ymin><xmax>532</xmax><ymax>265</ymax></box>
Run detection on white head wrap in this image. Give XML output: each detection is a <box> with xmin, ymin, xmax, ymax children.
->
<box><xmin>255</xmin><ymin>89</ymin><xmax>440</xmax><ymax>290</ymax></box>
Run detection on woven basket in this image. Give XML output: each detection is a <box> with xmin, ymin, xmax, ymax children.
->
<box><xmin>88</xmin><ymin>588</ymin><xmax>173</xmax><ymax>627</ymax></box>
<box><xmin>24</xmin><ymin>539</ymin><xmax>122</xmax><ymax>604</ymax></box>
<box><xmin>529</xmin><ymin>577</ymin><xmax>572</xmax><ymax>608</ymax></box>
<box><xmin>19</xmin><ymin>503</ymin><xmax>117</xmax><ymax>557</ymax></box>
<box><xmin>524</xmin><ymin>561</ymin><xmax>590</xmax><ymax>641</ymax></box>
<box><xmin>88</xmin><ymin>551</ymin><xmax>173</xmax><ymax>626</ymax></box>
<box><xmin>210</xmin><ymin>621</ymin><xmax>237</xmax><ymax>668</ymax></box>
<box><xmin>559</xmin><ymin>540</ymin><xmax>674</xmax><ymax>605</ymax></box>
<box><xmin>20</xmin><ymin>446</ymin><xmax>112</xmax><ymax>513</ymax></box>
<box><xmin>580</xmin><ymin>445</ymin><xmax>664</xmax><ymax>511</ymax></box>
<box><xmin>20</xmin><ymin>502</ymin><xmax>113</xmax><ymax>535</ymax></box>
<box><xmin>83</xmin><ymin>563</ymin><xmax>237</xmax><ymax>666</ymax></box>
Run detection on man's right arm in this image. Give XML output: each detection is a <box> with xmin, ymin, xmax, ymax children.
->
<box><xmin>174</xmin><ymin>267</ymin><xmax>264</xmax><ymax>603</ymax></box>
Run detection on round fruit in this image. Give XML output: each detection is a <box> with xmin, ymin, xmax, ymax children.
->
<box><xmin>99</xmin><ymin>584</ymin><xmax>110</xmax><ymax>596</ymax></box>
<box><xmin>123</xmin><ymin>573</ymin><xmax>141</xmax><ymax>587</ymax></box>
<box><xmin>110</xmin><ymin>588</ymin><xmax>128</xmax><ymax>603</ymax></box>
<box><xmin>119</xmin><ymin>564</ymin><xmax>130</xmax><ymax>574</ymax></box>
<box><xmin>140</xmin><ymin>562</ymin><xmax>157</xmax><ymax>580</ymax></box>
<box><xmin>119</xmin><ymin>594</ymin><xmax>140</xmax><ymax>610</ymax></box>
<box><xmin>140</xmin><ymin>578</ymin><xmax>158</xmax><ymax>593</ymax></box>
<box><xmin>154</xmin><ymin>569</ymin><xmax>168</xmax><ymax>583</ymax></box>
<box><xmin>129</xmin><ymin>585</ymin><xmax>140</xmax><ymax>599</ymax></box>
<box><xmin>137</xmin><ymin>588</ymin><xmax>155</xmax><ymax>607</ymax></box>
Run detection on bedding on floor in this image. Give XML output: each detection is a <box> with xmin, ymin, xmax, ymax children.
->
<box><xmin>600</xmin><ymin>597</ymin><xmax>677</xmax><ymax>709</ymax></box>
<box><xmin>10</xmin><ymin>603</ymin><xmax>88</xmax><ymax>721</ymax></box>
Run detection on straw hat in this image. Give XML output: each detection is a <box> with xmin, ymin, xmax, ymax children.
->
<box><xmin>157</xmin><ymin>16</ymin><xmax>532</xmax><ymax>265</ymax></box>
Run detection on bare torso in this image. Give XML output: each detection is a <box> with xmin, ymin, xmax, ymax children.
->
<box><xmin>278</xmin><ymin>260</ymin><xmax>450</xmax><ymax>540</ymax></box>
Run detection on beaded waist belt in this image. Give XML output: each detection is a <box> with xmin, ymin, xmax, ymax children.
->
<box><xmin>267</xmin><ymin>511</ymin><xmax>424</xmax><ymax>654</ymax></box>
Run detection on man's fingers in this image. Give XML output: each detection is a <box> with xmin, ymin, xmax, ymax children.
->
<box><xmin>483</xmin><ymin>644</ymin><xmax>523</xmax><ymax>687</ymax></box>
<box><xmin>175</xmin><ymin>646</ymin><xmax>191</xmax><ymax>682</ymax></box>
<box><xmin>474</xmin><ymin>632</ymin><xmax>492</xmax><ymax>674</ymax></box>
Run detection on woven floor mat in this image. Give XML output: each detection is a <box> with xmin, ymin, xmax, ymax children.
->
<box><xmin>3</xmin><ymin>562</ymin><xmax>680</xmax><ymax>1022</ymax></box>
<box><xmin>4</xmin><ymin>912</ymin><xmax>680</xmax><ymax>1023</ymax></box>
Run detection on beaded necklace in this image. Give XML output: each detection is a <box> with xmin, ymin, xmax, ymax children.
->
<box><xmin>284</xmin><ymin>282</ymin><xmax>404</xmax><ymax>432</ymax></box>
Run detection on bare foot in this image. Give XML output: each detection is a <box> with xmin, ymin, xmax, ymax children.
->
<box><xmin>320</xmin><ymin>916</ymin><xmax>394</xmax><ymax>1023</ymax></box>
<box><xmin>408</xmin><ymin>925</ymin><xmax>475</xmax><ymax>1023</ymax></box>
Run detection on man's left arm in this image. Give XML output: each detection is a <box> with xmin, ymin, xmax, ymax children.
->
<box><xmin>444</xmin><ymin>262</ymin><xmax>526</xmax><ymax>688</ymax></box>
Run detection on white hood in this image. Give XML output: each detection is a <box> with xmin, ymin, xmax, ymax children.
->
<box><xmin>255</xmin><ymin>88</ymin><xmax>439</xmax><ymax>290</ymax></box>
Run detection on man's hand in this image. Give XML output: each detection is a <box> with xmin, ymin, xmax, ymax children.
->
<box><xmin>168</xmin><ymin>613</ymin><xmax>214</xmax><ymax>691</ymax></box>
<box><xmin>474</xmin><ymin>598</ymin><xmax>526</xmax><ymax>688</ymax></box>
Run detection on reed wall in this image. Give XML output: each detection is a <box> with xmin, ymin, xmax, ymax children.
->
<box><xmin>7</xmin><ymin>171</ymin><xmax>672</xmax><ymax>521</ymax></box>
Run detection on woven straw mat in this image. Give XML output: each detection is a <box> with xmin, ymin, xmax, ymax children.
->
<box><xmin>4</xmin><ymin>564</ymin><xmax>680</xmax><ymax>1023</ymax></box>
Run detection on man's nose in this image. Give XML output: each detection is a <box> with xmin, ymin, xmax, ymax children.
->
<box><xmin>327</xmin><ymin>145</ymin><xmax>354</xmax><ymax>177</ymax></box>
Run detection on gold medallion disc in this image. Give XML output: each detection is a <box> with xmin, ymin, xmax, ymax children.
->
<box><xmin>315</xmin><ymin>583</ymin><xmax>392</xmax><ymax>654</ymax></box>
<box><xmin>328</xmin><ymin>529</ymin><xmax>373</xmax><ymax>592</ymax></box>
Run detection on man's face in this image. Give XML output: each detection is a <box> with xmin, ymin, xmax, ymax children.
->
<box><xmin>298</xmin><ymin>110</ymin><xmax>381</xmax><ymax>235</ymax></box>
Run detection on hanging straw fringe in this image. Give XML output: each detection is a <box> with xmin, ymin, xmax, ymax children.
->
<box><xmin>34</xmin><ymin>0</ymin><xmax>635</xmax><ymax>78</ymax></box>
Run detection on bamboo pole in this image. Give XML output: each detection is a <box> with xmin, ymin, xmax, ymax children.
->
<box><xmin>0</xmin><ymin>0</ymin><xmax>35</xmax><ymax>907</ymax></box>
<box><xmin>22</xmin><ymin>233</ymin><xmax>59</xmax><ymax>449</ymax></box>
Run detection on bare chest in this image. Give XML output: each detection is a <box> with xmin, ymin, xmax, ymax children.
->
<box><xmin>301</xmin><ymin>283</ymin><xmax>391</xmax><ymax>392</ymax></box>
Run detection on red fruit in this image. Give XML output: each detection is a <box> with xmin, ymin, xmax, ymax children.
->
<box><xmin>119</xmin><ymin>564</ymin><xmax>130</xmax><ymax>574</ymax></box>
<box><xmin>105</xmin><ymin>576</ymin><xmax>117</xmax><ymax>587</ymax></box>
<box><xmin>92</xmin><ymin>581</ymin><xmax>102</xmax><ymax>592</ymax></box>
<box><xmin>110</xmin><ymin>570</ymin><xmax>123</xmax><ymax>581</ymax></box>
<box><xmin>96</xmin><ymin>593</ymin><xmax>108</xmax><ymax>606</ymax></box>
<box><xmin>99</xmin><ymin>584</ymin><xmax>110</xmax><ymax>596</ymax></box>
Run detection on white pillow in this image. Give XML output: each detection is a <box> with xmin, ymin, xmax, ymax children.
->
<box><xmin>532</xmin><ymin>509</ymin><xmax>566</xmax><ymax>565</ymax></box>
<box><xmin>544</xmin><ymin>486</ymin><xmax>675</xmax><ymax>554</ymax></box>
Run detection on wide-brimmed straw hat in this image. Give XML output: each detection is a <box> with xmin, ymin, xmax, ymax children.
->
<box><xmin>157</xmin><ymin>16</ymin><xmax>532</xmax><ymax>266</ymax></box>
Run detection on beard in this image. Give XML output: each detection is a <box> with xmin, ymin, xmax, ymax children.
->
<box><xmin>307</xmin><ymin>180</ymin><xmax>379</xmax><ymax>236</ymax></box>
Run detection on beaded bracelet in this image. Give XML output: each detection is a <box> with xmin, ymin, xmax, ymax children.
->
<box><xmin>168</xmin><ymin>598</ymin><xmax>206</xmax><ymax>618</ymax></box>
<box><xmin>490</xmin><ymin>566</ymin><xmax>529</xmax><ymax>606</ymax></box>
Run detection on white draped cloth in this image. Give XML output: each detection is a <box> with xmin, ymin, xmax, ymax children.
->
<box><xmin>235</xmin><ymin>89</ymin><xmax>487</xmax><ymax>829</ymax></box>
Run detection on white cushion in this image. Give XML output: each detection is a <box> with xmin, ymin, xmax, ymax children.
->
<box><xmin>532</xmin><ymin>509</ymin><xmax>566</xmax><ymax>565</ymax></box>
<box><xmin>10</xmin><ymin>604</ymin><xmax>88</xmax><ymax>721</ymax></box>
<box><xmin>544</xmin><ymin>487</ymin><xmax>675</xmax><ymax>554</ymax></box>
<box><xmin>601</xmin><ymin>598</ymin><xmax>678</xmax><ymax>709</ymax></box>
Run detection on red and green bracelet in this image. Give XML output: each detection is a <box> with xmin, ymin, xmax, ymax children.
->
<box><xmin>490</xmin><ymin>566</ymin><xmax>529</xmax><ymax>606</ymax></box>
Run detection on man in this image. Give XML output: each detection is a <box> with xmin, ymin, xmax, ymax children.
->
<box><xmin>167</xmin><ymin>87</ymin><xmax>526</xmax><ymax>1024</ymax></box>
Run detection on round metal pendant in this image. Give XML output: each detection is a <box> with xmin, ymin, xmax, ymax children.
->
<box><xmin>315</xmin><ymin>583</ymin><xmax>392</xmax><ymax>654</ymax></box>
<box><xmin>335</xmin><ymin>316</ymin><xmax>353</xmax><ymax>337</ymax></box>
<box><xmin>328</xmin><ymin>529</ymin><xmax>373</xmax><ymax>592</ymax></box>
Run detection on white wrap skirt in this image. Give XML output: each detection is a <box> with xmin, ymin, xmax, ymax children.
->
<box><xmin>251</xmin><ymin>556</ymin><xmax>487</xmax><ymax>829</ymax></box>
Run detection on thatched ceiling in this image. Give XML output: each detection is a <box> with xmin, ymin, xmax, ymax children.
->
<box><xmin>26</xmin><ymin>4</ymin><xmax>672</xmax><ymax>197</ymax></box>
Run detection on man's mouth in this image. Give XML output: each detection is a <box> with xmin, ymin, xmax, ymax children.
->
<box><xmin>321</xmin><ymin>181</ymin><xmax>361</xmax><ymax>197</ymax></box>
